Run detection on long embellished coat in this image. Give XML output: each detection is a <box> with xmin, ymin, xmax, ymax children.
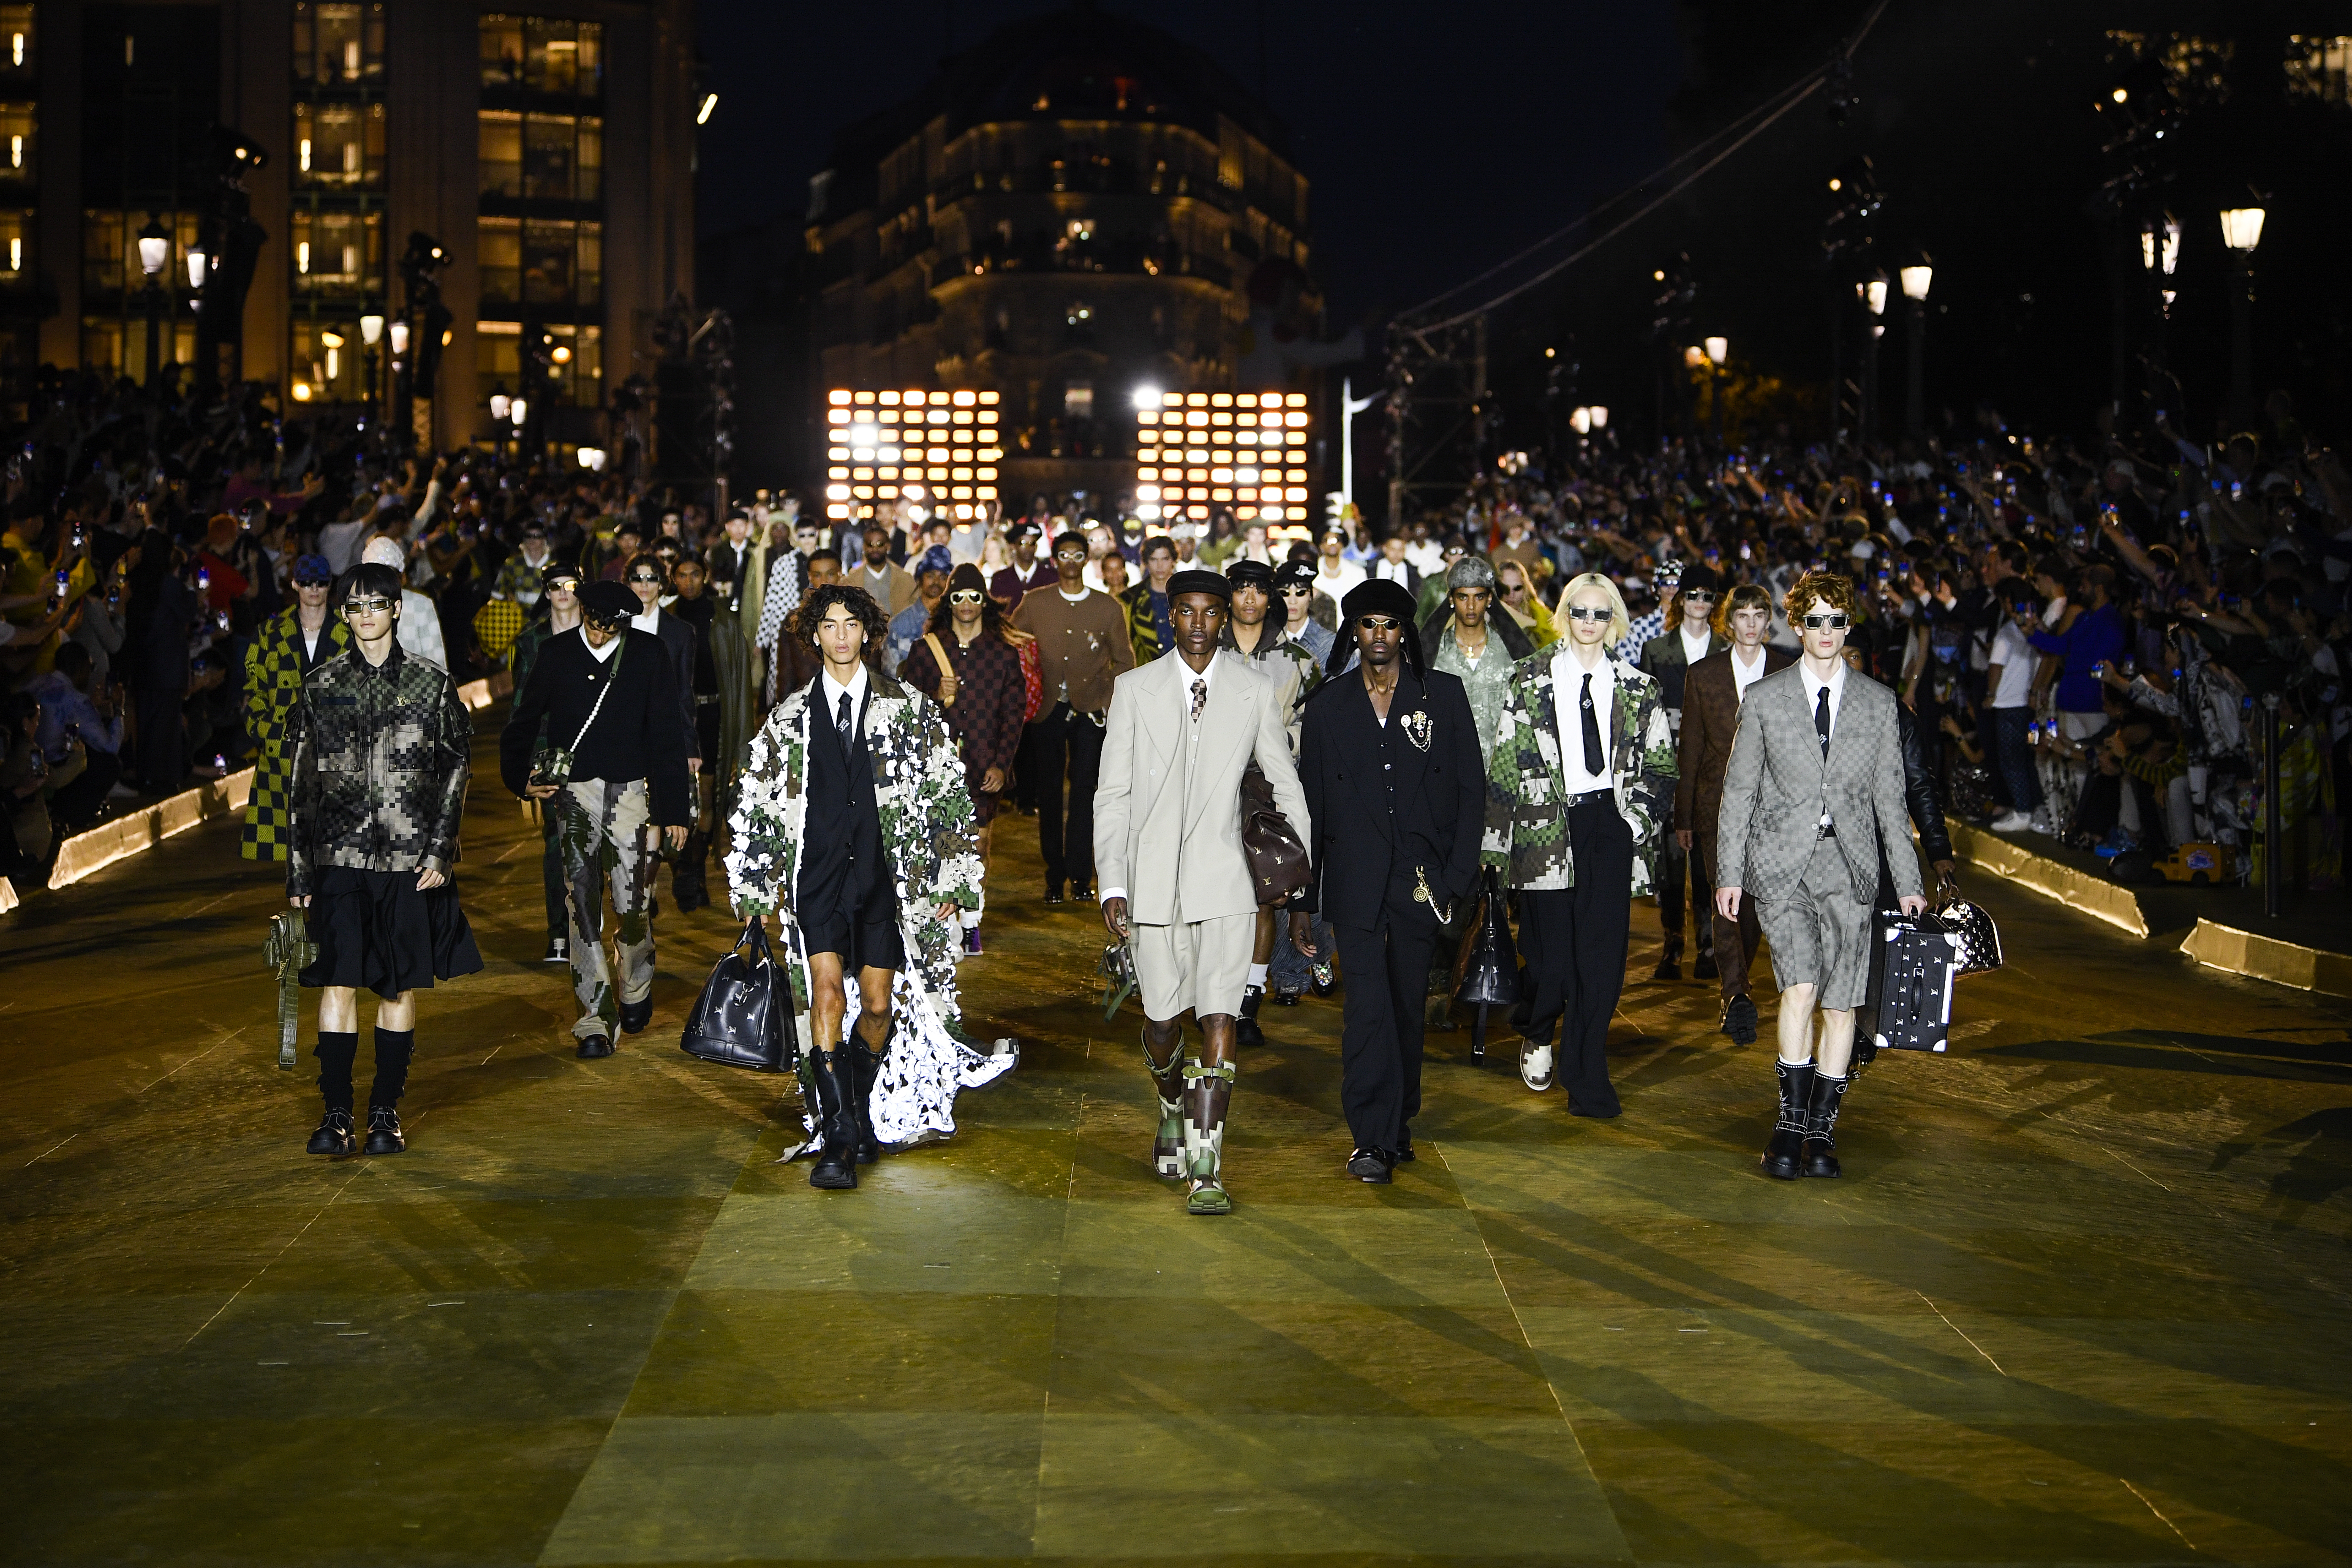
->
<box><xmin>242</xmin><ymin>604</ymin><xmax>349</xmax><ymax>859</ymax></box>
<box><xmin>1482</xmin><ymin>647</ymin><xmax>1678</xmax><ymax>896</ymax></box>
<box><xmin>725</xmin><ymin>669</ymin><xmax>1011</xmax><ymax>1150</ymax></box>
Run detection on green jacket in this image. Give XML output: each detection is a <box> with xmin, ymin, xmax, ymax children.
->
<box><xmin>1482</xmin><ymin>649</ymin><xmax>1677</xmax><ymax>896</ymax></box>
<box><xmin>286</xmin><ymin>644</ymin><xmax>474</xmax><ymax>897</ymax></box>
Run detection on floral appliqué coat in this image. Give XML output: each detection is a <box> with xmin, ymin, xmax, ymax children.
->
<box><xmin>725</xmin><ymin>670</ymin><xmax>1014</xmax><ymax>1151</ymax></box>
<box><xmin>1483</xmin><ymin>651</ymin><xmax>1679</xmax><ymax>896</ymax></box>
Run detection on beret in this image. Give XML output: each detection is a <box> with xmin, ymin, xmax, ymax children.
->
<box><xmin>1166</xmin><ymin>568</ymin><xmax>1232</xmax><ymax>601</ymax></box>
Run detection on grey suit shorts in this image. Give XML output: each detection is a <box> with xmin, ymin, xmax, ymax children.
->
<box><xmin>1754</xmin><ymin>836</ymin><xmax>1873</xmax><ymax>1010</ymax></box>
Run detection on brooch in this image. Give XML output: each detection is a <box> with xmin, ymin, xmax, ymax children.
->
<box><xmin>1402</xmin><ymin>709</ymin><xmax>1433</xmax><ymax>751</ymax></box>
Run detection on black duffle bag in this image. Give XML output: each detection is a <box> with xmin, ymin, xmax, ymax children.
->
<box><xmin>681</xmin><ymin>920</ymin><xmax>799</xmax><ymax>1072</ymax></box>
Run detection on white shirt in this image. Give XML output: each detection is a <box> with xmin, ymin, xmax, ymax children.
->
<box><xmin>1315</xmin><ymin>558</ymin><xmax>1365</xmax><ymax>596</ymax></box>
<box><xmin>630</xmin><ymin>605</ymin><xmax>662</xmax><ymax>635</ymax></box>
<box><xmin>1729</xmin><ymin>643</ymin><xmax>1769</xmax><ymax>703</ymax></box>
<box><xmin>1989</xmin><ymin>622</ymin><xmax>2035</xmax><ymax>708</ymax></box>
<box><xmin>581</xmin><ymin>625</ymin><xmax>620</xmax><ymax>664</ymax></box>
<box><xmin>819</xmin><ymin>662</ymin><xmax>869</xmax><ymax>730</ymax></box>
<box><xmin>1372</xmin><ymin>557</ymin><xmax>1414</xmax><ymax>585</ymax></box>
<box><xmin>1552</xmin><ymin>644</ymin><xmax>1615</xmax><ymax>795</ymax></box>
<box><xmin>1679</xmin><ymin>623</ymin><xmax>1713</xmax><ymax>668</ymax></box>
<box><xmin>1803</xmin><ymin>657</ymin><xmax>1847</xmax><ymax>829</ymax></box>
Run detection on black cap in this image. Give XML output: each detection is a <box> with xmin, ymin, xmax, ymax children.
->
<box><xmin>1166</xmin><ymin>568</ymin><xmax>1232</xmax><ymax>601</ymax></box>
<box><xmin>1342</xmin><ymin>579</ymin><xmax>1418</xmax><ymax>624</ymax></box>
<box><xmin>579</xmin><ymin>580</ymin><xmax>637</xmax><ymax>622</ymax></box>
<box><xmin>1225</xmin><ymin>559</ymin><xmax>1276</xmax><ymax>590</ymax></box>
<box><xmin>540</xmin><ymin>561</ymin><xmax>584</xmax><ymax>592</ymax></box>
<box><xmin>1678</xmin><ymin>562</ymin><xmax>1721</xmax><ymax>595</ymax></box>
<box><xmin>1274</xmin><ymin>559</ymin><xmax>1316</xmax><ymax>591</ymax></box>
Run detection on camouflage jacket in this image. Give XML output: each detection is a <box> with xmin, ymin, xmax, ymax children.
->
<box><xmin>1482</xmin><ymin>648</ymin><xmax>1678</xmax><ymax>895</ymax></box>
<box><xmin>286</xmin><ymin>643</ymin><xmax>474</xmax><ymax>897</ymax></box>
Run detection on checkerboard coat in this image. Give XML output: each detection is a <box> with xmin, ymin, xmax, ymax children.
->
<box><xmin>242</xmin><ymin>604</ymin><xmax>349</xmax><ymax>860</ymax></box>
<box><xmin>284</xmin><ymin>643</ymin><xmax>472</xmax><ymax>898</ymax></box>
<box><xmin>1482</xmin><ymin>648</ymin><xmax>1678</xmax><ymax>895</ymax></box>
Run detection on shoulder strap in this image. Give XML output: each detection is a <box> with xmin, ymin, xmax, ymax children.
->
<box><xmin>569</xmin><ymin>634</ymin><xmax>625</xmax><ymax>751</ymax></box>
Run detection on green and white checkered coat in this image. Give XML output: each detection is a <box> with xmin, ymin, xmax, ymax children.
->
<box><xmin>726</xmin><ymin>670</ymin><xmax>1010</xmax><ymax>1150</ymax></box>
<box><xmin>1482</xmin><ymin>649</ymin><xmax>1679</xmax><ymax>895</ymax></box>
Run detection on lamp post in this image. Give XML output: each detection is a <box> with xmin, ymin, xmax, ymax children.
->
<box><xmin>359</xmin><ymin>309</ymin><xmax>384</xmax><ymax>422</ymax></box>
<box><xmin>489</xmin><ymin>383</ymin><xmax>511</xmax><ymax>458</ymax></box>
<box><xmin>1703</xmin><ymin>335</ymin><xmax>1728</xmax><ymax>448</ymax></box>
<box><xmin>136</xmin><ymin>215</ymin><xmax>170</xmax><ymax>386</ymax></box>
<box><xmin>1898</xmin><ymin>261</ymin><xmax>1932</xmax><ymax>436</ymax></box>
<box><xmin>1857</xmin><ymin>275</ymin><xmax>1888</xmax><ymax>446</ymax></box>
<box><xmin>510</xmin><ymin>394</ymin><xmax>530</xmax><ymax>462</ymax></box>
<box><xmin>2220</xmin><ymin>206</ymin><xmax>2266</xmax><ymax>421</ymax></box>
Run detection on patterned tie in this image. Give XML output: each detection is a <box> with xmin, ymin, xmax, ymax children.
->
<box><xmin>1814</xmin><ymin>684</ymin><xmax>1832</xmax><ymax>758</ymax></box>
<box><xmin>1190</xmin><ymin>677</ymin><xmax>1208</xmax><ymax>722</ymax></box>
<box><xmin>1579</xmin><ymin>673</ymin><xmax>1605</xmax><ymax>775</ymax></box>
<box><xmin>836</xmin><ymin>689</ymin><xmax>855</xmax><ymax>749</ymax></box>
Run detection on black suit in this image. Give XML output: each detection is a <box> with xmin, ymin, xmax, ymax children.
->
<box><xmin>638</xmin><ymin>609</ymin><xmax>700</xmax><ymax>764</ymax></box>
<box><xmin>1296</xmin><ymin>666</ymin><xmax>1486</xmax><ymax>1155</ymax></box>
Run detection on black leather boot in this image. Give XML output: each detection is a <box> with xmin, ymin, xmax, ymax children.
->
<box><xmin>1759</xmin><ymin>1060</ymin><xmax>1815</xmax><ymax>1180</ymax></box>
<box><xmin>1234</xmin><ymin>986</ymin><xmax>1266</xmax><ymax>1048</ymax></box>
<box><xmin>849</xmin><ymin>1024</ymin><xmax>888</xmax><ymax>1164</ymax></box>
<box><xmin>808</xmin><ymin>1049</ymin><xmax>860</xmax><ymax>1190</ymax></box>
<box><xmin>363</xmin><ymin>1105</ymin><xmax>405</xmax><ymax>1155</ymax></box>
<box><xmin>1803</xmin><ymin>1071</ymin><xmax>1849</xmax><ymax>1179</ymax></box>
<box><xmin>306</xmin><ymin>1108</ymin><xmax>356</xmax><ymax>1156</ymax></box>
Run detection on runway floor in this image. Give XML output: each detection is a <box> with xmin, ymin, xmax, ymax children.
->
<box><xmin>3</xmin><ymin>726</ymin><xmax>2349</xmax><ymax>1566</ymax></box>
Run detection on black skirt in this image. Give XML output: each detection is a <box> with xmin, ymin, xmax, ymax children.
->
<box><xmin>300</xmin><ymin>865</ymin><xmax>485</xmax><ymax>999</ymax></box>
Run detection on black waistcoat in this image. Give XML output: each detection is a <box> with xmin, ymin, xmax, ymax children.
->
<box><xmin>798</xmin><ymin>684</ymin><xmax>890</xmax><ymax>920</ymax></box>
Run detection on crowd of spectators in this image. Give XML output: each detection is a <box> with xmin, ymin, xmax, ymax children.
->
<box><xmin>6</xmin><ymin>362</ymin><xmax>2345</xmax><ymax>909</ymax></box>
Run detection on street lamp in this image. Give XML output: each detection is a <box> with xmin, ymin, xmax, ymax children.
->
<box><xmin>359</xmin><ymin>310</ymin><xmax>384</xmax><ymax>420</ymax></box>
<box><xmin>489</xmin><ymin>382</ymin><xmax>511</xmax><ymax>455</ymax></box>
<box><xmin>136</xmin><ymin>215</ymin><xmax>169</xmax><ymax>387</ymax></box>
<box><xmin>1857</xmin><ymin>275</ymin><xmax>1889</xmax><ymax>445</ymax></box>
<box><xmin>2221</xmin><ymin>205</ymin><xmax>2267</xmax><ymax>419</ymax></box>
<box><xmin>1899</xmin><ymin>261</ymin><xmax>1933</xmax><ymax>436</ymax></box>
<box><xmin>1704</xmin><ymin>336</ymin><xmax>1728</xmax><ymax>447</ymax></box>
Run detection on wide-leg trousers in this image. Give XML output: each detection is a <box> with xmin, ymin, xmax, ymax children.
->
<box><xmin>1518</xmin><ymin>797</ymin><xmax>1634</xmax><ymax>1116</ymax></box>
<box><xmin>1694</xmin><ymin>830</ymin><xmax>1763</xmax><ymax>1000</ymax></box>
<box><xmin>1030</xmin><ymin>702</ymin><xmax>1104</xmax><ymax>890</ymax></box>
<box><xmin>1333</xmin><ymin>906</ymin><xmax>1437</xmax><ymax>1156</ymax></box>
<box><xmin>558</xmin><ymin>778</ymin><xmax>658</xmax><ymax>1040</ymax></box>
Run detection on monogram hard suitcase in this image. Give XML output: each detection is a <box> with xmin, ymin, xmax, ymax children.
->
<box><xmin>1859</xmin><ymin>911</ymin><xmax>1964</xmax><ymax>1054</ymax></box>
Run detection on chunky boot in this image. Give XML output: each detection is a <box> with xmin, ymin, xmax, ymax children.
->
<box><xmin>1235</xmin><ymin>986</ymin><xmax>1266</xmax><ymax>1048</ymax></box>
<box><xmin>618</xmin><ymin>995</ymin><xmax>653</xmax><ymax>1034</ymax></box>
<box><xmin>1142</xmin><ymin>1028</ymin><xmax>1187</xmax><ymax>1180</ymax></box>
<box><xmin>849</xmin><ymin>1025</ymin><xmax>889</xmax><ymax>1164</ymax></box>
<box><xmin>1759</xmin><ymin>1060</ymin><xmax>1816</xmax><ymax>1181</ymax></box>
<box><xmin>306</xmin><ymin>1108</ymin><xmax>357</xmax><ymax>1156</ymax></box>
<box><xmin>674</xmin><ymin>830</ymin><xmax>710</xmax><ymax>912</ymax></box>
<box><xmin>807</xmin><ymin>1050</ymin><xmax>861</xmax><ymax>1190</ymax></box>
<box><xmin>1803</xmin><ymin>1071</ymin><xmax>1849</xmax><ymax>1179</ymax></box>
<box><xmin>1181</xmin><ymin>1060</ymin><xmax>1236</xmax><ymax>1215</ymax></box>
<box><xmin>363</xmin><ymin>1106</ymin><xmax>405</xmax><ymax>1155</ymax></box>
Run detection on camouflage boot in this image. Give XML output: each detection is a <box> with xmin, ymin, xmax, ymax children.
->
<box><xmin>1181</xmin><ymin>1059</ymin><xmax>1236</xmax><ymax>1216</ymax></box>
<box><xmin>1142</xmin><ymin>1026</ymin><xmax>1187</xmax><ymax>1180</ymax></box>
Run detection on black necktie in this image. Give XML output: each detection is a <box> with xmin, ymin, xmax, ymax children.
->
<box><xmin>1814</xmin><ymin>684</ymin><xmax>1832</xmax><ymax>758</ymax></box>
<box><xmin>1579</xmin><ymin>673</ymin><xmax>1605</xmax><ymax>775</ymax></box>
<box><xmin>836</xmin><ymin>690</ymin><xmax>855</xmax><ymax>749</ymax></box>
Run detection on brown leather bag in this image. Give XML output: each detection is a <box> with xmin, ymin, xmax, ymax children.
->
<box><xmin>1239</xmin><ymin>760</ymin><xmax>1311</xmax><ymax>906</ymax></box>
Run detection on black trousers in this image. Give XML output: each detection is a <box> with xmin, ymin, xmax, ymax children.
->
<box><xmin>540</xmin><ymin>806</ymin><xmax>566</xmax><ymax>938</ymax></box>
<box><xmin>1654</xmin><ymin>833</ymin><xmax>1715</xmax><ymax>964</ymax></box>
<box><xmin>1030</xmin><ymin>702</ymin><xmax>1104</xmax><ymax>890</ymax></box>
<box><xmin>1519</xmin><ymin>797</ymin><xmax>1633</xmax><ymax>1116</ymax></box>
<box><xmin>1334</xmin><ymin>904</ymin><xmax>1436</xmax><ymax>1155</ymax></box>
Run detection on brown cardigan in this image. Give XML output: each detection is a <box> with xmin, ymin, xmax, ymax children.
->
<box><xmin>1010</xmin><ymin>585</ymin><xmax>1134</xmax><ymax>715</ymax></box>
<box><xmin>1675</xmin><ymin>644</ymin><xmax>1795</xmax><ymax>835</ymax></box>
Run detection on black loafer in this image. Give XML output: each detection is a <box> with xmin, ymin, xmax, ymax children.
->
<box><xmin>618</xmin><ymin>996</ymin><xmax>653</xmax><ymax>1034</ymax></box>
<box><xmin>1393</xmin><ymin>1135</ymin><xmax>1415</xmax><ymax>1162</ymax></box>
<box><xmin>363</xmin><ymin>1106</ymin><xmax>405</xmax><ymax>1156</ymax></box>
<box><xmin>576</xmin><ymin>1034</ymin><xmax>615</xmax><ymax>1059</ymax></box>
<box><xmin>1045</xmin><ymin>885</ymin><xmax>1065</xmax><ymax>906</ymax></box>
<box><xmin>306</xmin><ymin>1109</ymin><xmax>357</xmax><ymax>1156</ymax></box>
<box><xmin>1347</xmin><ymin>1149</ymin><xmax>1393</xmax><ymax>1183</ymax></box>
<box><xmin>1271</xmin><ymin>989</ymin><xmax>1300</xmax><ymax>1007</ymax></box>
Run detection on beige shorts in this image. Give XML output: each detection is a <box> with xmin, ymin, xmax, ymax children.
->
<box><xmin>1132</xmin><ymin>912</ymin><xmax>1257</xmax><ymax>1022</ymax></box>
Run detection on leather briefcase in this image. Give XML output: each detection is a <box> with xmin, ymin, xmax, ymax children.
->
<box><xmin>1239</xmin><ymin>760</ymin><xmax>1311</xmax><ymax>906</ymax></box>
<box><xmin>681</xmin><ymin>921</ymin><xmax>798</xmax><ymax>1073</ymax></box>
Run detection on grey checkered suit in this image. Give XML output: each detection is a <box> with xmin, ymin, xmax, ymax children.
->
<box><xmin>1713</xmin><ymin>664</ymin><xmax>1920</xmax><ymax>904</ymax></box>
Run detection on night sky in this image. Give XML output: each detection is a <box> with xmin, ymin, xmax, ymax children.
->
<box><xmin>693</xmin><ymin>0</ymin><xmax>1685</xmax><ymax>328</ymax></box>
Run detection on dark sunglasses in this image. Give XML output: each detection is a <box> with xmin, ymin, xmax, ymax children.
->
<box><xmin>626</xmin><ymin>573</ymin><xmax>663</xmax><ymax>585</ymax></box>
<box><xmin>1681</xmin><ymin>591</ymin><xmax>1716</xmax><ymax>603</ymax></box>
<box><xmin>1358</xmin><ymin>615</ymin><xmax>1402</xmax><ymax>631</ymax></box>
<box><xmin>1802</xmin><ymin>613</ymin><xmax>1851</xmax><ymax>629</ymax></box>
<box><xmin>1563</xmin><ymin>607</ymin><xmax>1612</xmax><ymax>623</ymax></box>
<box><xmin>947</xmin><ymin>590</ymin><xmax>984</xmax><ymax>605</ymax></box>
<box><xmin>293</xmin><ymin>575</ymin><xmax>332</xmax><ymax>588</ymax></box>
<box><xmin>583</xmin><ymin>612</ymin><xmax>631</xmax><ymax>631</ymax></box>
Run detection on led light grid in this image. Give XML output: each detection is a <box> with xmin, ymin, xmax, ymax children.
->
<box><xmin>822</xmin><ymin>388</ymin><xmax>1002</xmax><ymax>521</ymax></box>
<box><xmin>1130</xmin><ymin>389</ymin><xmax>1310</xmax><ymax>523</ymax></box>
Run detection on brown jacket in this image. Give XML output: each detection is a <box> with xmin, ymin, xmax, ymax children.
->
<box><xmin>1011</xmin><ymin>584</ymin><xmax>1134</xmax><ymax>715</ymax></box>
<box><xmin>1675</xmin><ymin>644</ymin><xmax>1794</xmax><ymax>834</ymax></box>
<box><xmin>854</xmin><ymin>561</ymin><xmax>920</xmax><ymax>618</ymax></box>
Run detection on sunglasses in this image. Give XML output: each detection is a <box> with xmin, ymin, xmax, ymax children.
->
<box><xmin>1681</xmin><ymin>591</ymin><xmax>1716</xmax><ymax>603</ymax></box>
<box><xmin>584</xmin><ymin>612</ymin><xmax>631</xmax><ymax>631</ymax></box>
<box><xmin>1279</xmin><ymin>585</ymin><xmax>1310</xmax><ymax>596</ymax></box>
<box><xmin>1802</xmin><ymin>613</ymin><xmax>1852</xmax><ymax>630</ymax></box>
<box><xmin>1564</xmin><ymin>607</ymin><xmax>1612</xmax><ymax>623</ymax></box>
<box><xmin>1053</xmin><ymin>548</ymin><xmax>1087</xmax><ymax>560</ymax></box>
<box><xmin>947</xmin><ymin>590</ymin><xmax>984</xmax><ymax>605</ymax></box>
<box><xmin>1358</xmin><ymin>615</ymin><xmax>1402</xmax><ymax>631</ymax></box>
<box><xmin>342</xmin><ymin>597</ymin><xmax>396</xmax><ymax>615</ymax></box>
<box><xmin>627</xmin><ymin>573</ymin><xmax>663</xmax><ymax>585</ymax></box>
<box><xmin>293</xmin><ymin>576</ymin><xmax>332</xmax><ymax>588</ymax></box>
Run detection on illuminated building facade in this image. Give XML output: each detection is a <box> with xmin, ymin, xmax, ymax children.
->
<box><xmin>803</xmin><ymin>3</ymin><xmax>1327</xmax><ymax>513</ymax></box>
<box><xmin>12</xmin><ymin>1</ymin><xmax>693</xmax><ymax>445</ymax></box>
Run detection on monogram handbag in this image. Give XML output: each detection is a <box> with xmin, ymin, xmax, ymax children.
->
<box><xmin>1239</xmin><ymin>760</ymin><xmax>1312</xmax><ymax>906</ymax></box>
<box><xmin>680</xmin><ymin>920</ymin><xmax>799</xmax><ymax>1073</ymax></box>
<box><xmin>1933</xmin><ymin>883</ymin><xmax>2004</xmax><ymax>976</ymax></box>
<box><xmin>531</xmin><ymin>637</ymin><xmax>622</xmax><ymax>789</ymax></box>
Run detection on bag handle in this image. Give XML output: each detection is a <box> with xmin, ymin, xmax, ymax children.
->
<box><xmin>922</xmin><ymin>632</ymin><xmax>955</xmax><ymax>705</ymax></box>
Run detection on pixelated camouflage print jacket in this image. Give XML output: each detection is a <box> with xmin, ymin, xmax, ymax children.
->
<box><xmin>285</xmin><ymin>642</ymin><xmax>474</xmax><ymax>898</ymax></box>
<box><xmin>1482</xmin><ymin>648</ymin><xmax>1678</xmax><ymax>896</ymax></box>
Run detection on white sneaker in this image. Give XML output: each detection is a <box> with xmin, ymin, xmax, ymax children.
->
<box><xmin>1990</xmin><ymin>810</ymin><xmax>2032</xmax><ymax>833</ymax></box>
<box><xmin>1520</xmin><ymin>1042</ymin><xmax>1554</xmax><ymax>1092</ymax></box>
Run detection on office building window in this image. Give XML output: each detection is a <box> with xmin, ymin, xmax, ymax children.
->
<box><xmin>478</xmin><ymin>110</ymin><xmax>600</xmax><ymax>202</ymax></box>
<box><xmin>0</xmin><ymin>5</ymin><xmax>31</xmax><ymax>78</ymax></box>
<box><xmin>0</xmin><ymin>100</ymin><xmax>32</xmax><ymax>182</ymax></box>
<box><xmin>294</xmin><ymin>101</ymin><xmax>384</xmax><ymax>188</ymax></box>
<box><xmin>0</xmin><ymin>209</ymin><xmax>27</xmax><ymax>276</ymax></box>
<box><xmin>479</xmin><ymin>15</ymin><xmax>602</xmax><ymax>99</ymax></box>
<box><xmin>291</xmin><ymin>209</ymin><xmax>382</xmax><ymax>294</ymax></box>
<box><xmin>477</xmin><ymin>216</ymin><xmax>600</xmax><ymax>309</ymax></box>
<box><xmin>478</xmin><ymin>320</ymin><xmax>601</xmax><ymax>409</ymax></box>
<box><xmin>293</xmin><ymin>3</ymin><xmax>384</xmax><ymax>85</ymax></box>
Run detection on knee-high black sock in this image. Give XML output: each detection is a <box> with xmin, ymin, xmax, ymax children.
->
<box><xmin>315</xmin><ymin>1031</ymin><xmax>360</xmax><ymax>1113</ymax></box>
<box><xmin>369</xmin><ymin>1028</ymin><xmax>416</xmax><ymax>1109</ymax></box>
